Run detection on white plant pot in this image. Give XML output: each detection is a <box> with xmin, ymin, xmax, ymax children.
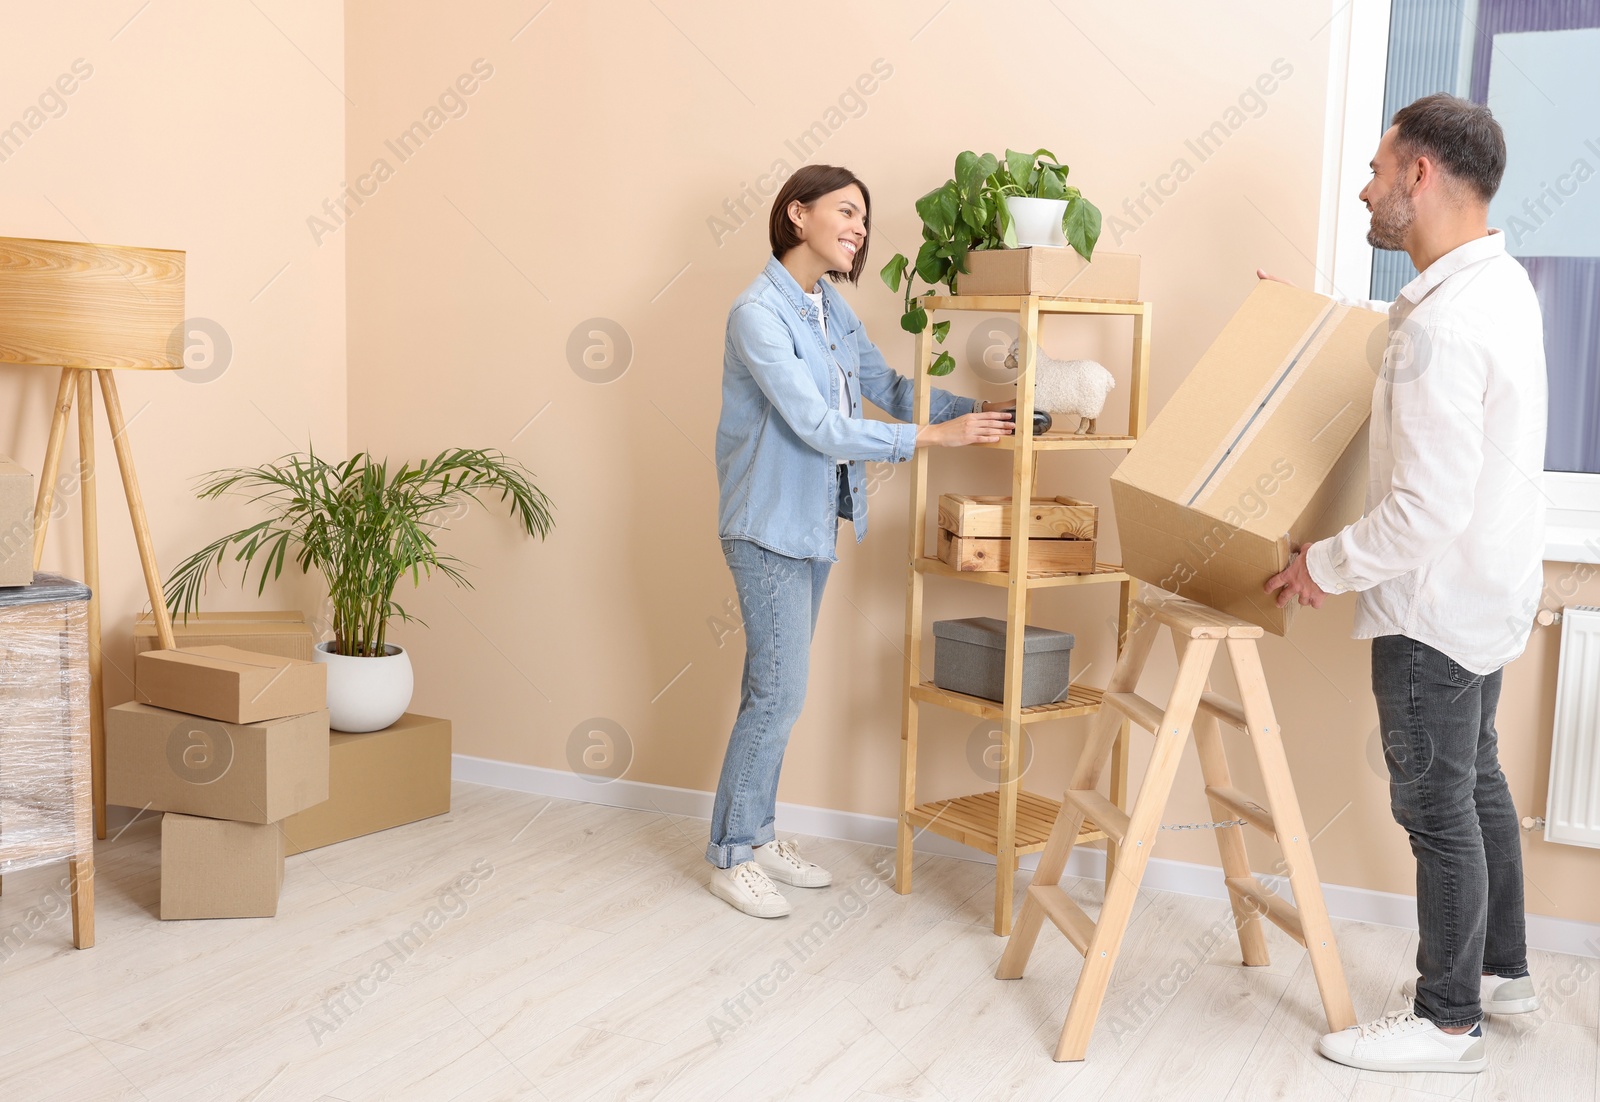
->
<box><xmin>314</xmin><ymin>642</ymin><xmax>414</xmax><ymax>733</ymax></box>
<box><xmin>1004</xmin><ymin>196</ymin><xmax>1068</xmax><ymax>248</ymax></box>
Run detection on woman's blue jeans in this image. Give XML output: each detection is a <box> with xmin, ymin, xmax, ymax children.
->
<box><xmin>705</xmin><ymin>535</ymin><xmax>833</xmax><ymax>868</ymax></box>
<box><xmin>1372</xmin><ymin>634</ymin><xmax>1529</xmax><ymax>1029</ymax></box>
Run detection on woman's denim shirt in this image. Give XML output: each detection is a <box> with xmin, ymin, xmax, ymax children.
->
<box><xmin>716</xmin><ymin>255</ymin><xmax>977</xmax><ymax>562</ymax></box>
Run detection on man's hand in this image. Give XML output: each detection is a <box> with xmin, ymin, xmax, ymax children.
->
<box><xmin>1255</xmin><ymin>268</ymin><xmax>1293</xmax><ymax>286</ymax></box>
<box><xmin>1264</xmin><ymin>545</ymin><xmax>1327</xmax><ymax>610</ymax></box>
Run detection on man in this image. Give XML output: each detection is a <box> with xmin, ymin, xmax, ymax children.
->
<box><xmin>1263</xmin><ymin>93</ymin><xmax>1547</xmax><ymax>1075</ymax></box>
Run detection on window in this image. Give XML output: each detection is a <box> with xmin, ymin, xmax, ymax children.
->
<box><xmin>1321</xmin><ymin>0</ymin><xmax>1600</xmax><ymax>562</ymax></box>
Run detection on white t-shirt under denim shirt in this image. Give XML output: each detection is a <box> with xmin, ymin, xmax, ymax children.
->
<box><xmin>805</xmin><ymin>288</ymin><xmax>850</xmax><ymax>465</ymax></box>
<box><xmin>1304</xmin><ymin>230</ymin><xmax>1547</xmax><ymax>675</ymax></box>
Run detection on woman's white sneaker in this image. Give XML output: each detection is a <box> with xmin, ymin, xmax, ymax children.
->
<box><xmin>1401</xmin><ymin>973</ymin><xmax>1540</xmax><ymax>1015</ymax></box>
<box><xmin>1317</xmin><ymin>1006</ymin><xmax>1486</xmax><ymax>1073</ymax></box>
<box><xmin>753</xmin><ymin>838</ymin><xmax>832</xmax><ymax>888</ymax></box>
<box><xmin>711</xmin><ymin>861</ymin><xmax>791</xmax><ymax>918</ymax></box>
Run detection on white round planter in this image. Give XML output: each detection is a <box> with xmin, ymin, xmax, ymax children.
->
<box><xmin>1004</xmin><ymin>196</ymin><xmax>1068</xmax><ymax>248</ymax></box>
<box><xmin>314</xmin><ymin>642</ymin><xmax>414</xmax><ymax>733</ymax></box>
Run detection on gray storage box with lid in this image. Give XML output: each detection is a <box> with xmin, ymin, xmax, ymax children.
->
<box><xmin>932</xmin><ymin>617</ymin><xmax>1074</xmax><ymax>707</ymax></box>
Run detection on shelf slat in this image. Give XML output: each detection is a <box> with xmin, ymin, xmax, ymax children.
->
<box><xmin>973</xmin><ymin>432</ymin><xmax>1135</xmax><ymax>453</ymax></box>
<box><xmin>906</xmin><ymin>789</ymin><xmax>1108</xmax><ymax>856</ymax></box>
<box><xmin>919</xmin><ymin>294</ymin><xmax>1146</xmax><ymax>316</ymax></box>
<box><xmin>909</xmin><ymin>681</ymin><xmax>1102</xmax><ymax>724</ymax></box>
<box><xmin>915</xmin><ymin>556</ymin><xmax>1129</xmax><ymax>589</ymax></box>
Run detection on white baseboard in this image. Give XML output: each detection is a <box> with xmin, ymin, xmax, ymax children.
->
<box><xmin>453</xmin><ymin>753</ymin><xmax>1600</xmax><ymax>960</ymax></box>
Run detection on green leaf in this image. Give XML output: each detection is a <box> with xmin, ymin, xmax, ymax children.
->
<box><xmin>1038</xmin><ymin>168</ymin><xmax>1066</xmax><ymax>200</ymax></box>
<box><xmin>1005</xmin><ymin>148</ymin><xmax>1036</xmax><ymax>191</ymax></box>
<box><xmin>999</xmin><ymin>200</ymin><xmax>1018</xmax><ymax>248</ymax></box>
<box><xmin>931</xmin><ymin>320</ymin><xmax>951</xmax><ymax>343</ymax></box>
<box><xmin>928</xmin><ymin>351</ymin><xmax>956</xmax><ymax>376</ymax></box>
<box><xmin>915</xmin><ymin>239</ymin><xmax>945</xmax><ymax>285</ymax></box>
<box><xmin>915</xmin><ymin>186</ymin><xmax>953</xmax><ymax>237</ymax></box>
<box><xmin>880</xmin><ymin>253</ymin><xmax>908</xmax><ymax>293</ymax></box>
<box><xmin>1063</xmin><ymin>197</ymin><xmax>1103</xmax><ymax>259</ymax></box>
<box><xmin>901</xmin><ymin>305</ymin><xmax>928</xmax><ymax>334</ymax></box>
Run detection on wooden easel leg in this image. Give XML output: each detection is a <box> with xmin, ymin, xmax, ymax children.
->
<box><xmin>31</xmin><ymin>368</ymin><xmax>75</xmax><ymax>572</ymax></box>
<box><xmin>75</xmin><ymin>371</ymin><xmax>107</xmax><ymax>841</ymax></box>
<box><xmin>1053</xmin><ymin>637</ymin><xmax>1218</xmax><ymax>1061</ymax></box>
<box><xmin>997</xmin><ymin>611</ymin><xmax>1162</xmax><ymax>979</ymax></box>
<box><xmin>68</xmin><ymin>855</ymin><xmax>95</xmax><ymax>948</ymax></box>
<box><xmin>1227</xmin><ymin>638</ymin><xmax>1355</xmax><ymax>1031</ymax></box>
<box><xmin>98</xmin><ymin>372</ymin><xmax>175</xmax><ymax>651</ymax></box>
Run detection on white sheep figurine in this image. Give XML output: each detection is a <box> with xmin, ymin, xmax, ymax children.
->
<box><xmin>1004</xmin><ymin>340</ymin><xmax>1116</xmax><ymax>435</ymax></box>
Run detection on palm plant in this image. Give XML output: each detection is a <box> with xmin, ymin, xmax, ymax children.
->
<box><xmin>164</xmin><ymin>447</ymin><xmax>554</xmax><ymax>657</ymax></box>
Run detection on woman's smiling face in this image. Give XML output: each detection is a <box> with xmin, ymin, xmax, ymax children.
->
<box><xmin>789</xmin><ymin>184</ymin><xmax>867</xmax><ymax>276</ymax></box>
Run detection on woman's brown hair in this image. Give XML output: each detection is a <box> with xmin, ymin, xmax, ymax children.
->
<box><xmin>767</xmin><ymin>164</ymin><xmax>871</xmax><ymax>285</ymax></box>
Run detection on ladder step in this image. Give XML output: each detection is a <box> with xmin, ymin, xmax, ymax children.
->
<box><xmin>1103</xmin><ymin>691</ymin><xmax>1170</xmax><ymax>734</ymax></box>
<box><xmin>1198</xmin><ymin>691</ymin><xmax>1248</xmax><ymax>729</ymax></box>
<box><xmin>1205</xmin><ymin>785</ymin><xmax>1276</xmax><ymax>838</ymax></box>
<box><xmin>1225</xmin><ymin>876</ymin><xmax>1306</xmax><ymax>947</ymax></box>
<box><xmin>1065</xmin><ymin>789</ymin><xmax>1130</xmax><ymax>846</ymax></box>
<box><xmin>1028</xmin><ymin>884</ymin><xmax>1096</xmax><ymax>955</ymax></box>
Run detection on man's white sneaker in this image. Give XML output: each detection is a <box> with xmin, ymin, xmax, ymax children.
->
<box><xmin>1317</xmin><ymin>1006</ymin><xmax>1486</xmax><ymax>1073</ymax></box>
<box><xmin>752</xmin><ymin>838</ymin><xmax>832</xmax><ymax>888</ymax></box>
<box><xmin>1401</xmin><ymin>973</ymin><xmax>1540</xmax><ymax>1015</ymax></box>
<box><xmin>710</xmin><ymin>861</ymin><xmax>791</xmax><ymax>918</ymax></box>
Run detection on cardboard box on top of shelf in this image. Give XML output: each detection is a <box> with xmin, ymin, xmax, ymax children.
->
<box><xmin>1109</xmin><ymin>281</ymin><xmax>1388</xmax><ymax>635</ymax></box>
<box><xmin>106</xmin><ymin>702</ymin><xmax>329</xmax><ymax>823</ymax></box>
<box><xmin>160</xmin><ymin>812</ymin><xmax>285</xmax><ymax>919</ymax></box>
<box><xmin>133</xmin><ymin>610</ymin><xmax>315</xmax><ymax>662</ymax></box>
<box><xmin>956</xmin><ymin>247</ymin><xmax>1141</xmax><ymax>300</ymax></box>
<box><xmin>0</xmin><ymin>456</ymin><xmax>35</xmax><ymax>587</ymax></box>
<box><xmin>135</xmin><ymin>645</ymin><xmax>326</xmax><ymax>724</ymax></box>
<box><xmin>280</xmin><ymin>713</ymin><xmax>452</xmax><ymax>856</ymax></box>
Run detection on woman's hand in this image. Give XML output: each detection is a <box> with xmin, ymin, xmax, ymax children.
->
<box><xmin>917</xmin><ymin>409</ymin><xmax>1016</xmax><ymax>447</ymax></box>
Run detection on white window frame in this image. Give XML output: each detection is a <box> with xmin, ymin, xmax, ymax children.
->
<box><xmin>1317</xmin><ymin>0</ymin><xmax>1600</xmax><ymax>565</ymax></box>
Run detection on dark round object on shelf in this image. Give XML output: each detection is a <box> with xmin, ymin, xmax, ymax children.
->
<box><xmin>1033</xmin><ymin>409</ymin><xmax>1053</xmax><ymax>435</ymax></box>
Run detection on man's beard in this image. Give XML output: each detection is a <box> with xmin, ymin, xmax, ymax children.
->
<box><xmin>1366</xmin><ymin>184</ymin><xmax>1415</xmax><ymax>250</ymax></box>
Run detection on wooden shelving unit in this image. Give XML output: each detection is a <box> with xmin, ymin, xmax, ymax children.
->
<box><xmin>896</xmin><ymin>293</ymin><xmax>1152</xmax><ymax>936</ymax></box>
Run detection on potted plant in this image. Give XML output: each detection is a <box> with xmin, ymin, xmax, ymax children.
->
<box><xmin>880</xmin><ymin>148</ymin><xmax>1102</xmax><ymax>374</ymax></box>
<box><xmin>164</xmin><ymin>447</ymin><xmax>554</xmax><ymax>732</ymax></box>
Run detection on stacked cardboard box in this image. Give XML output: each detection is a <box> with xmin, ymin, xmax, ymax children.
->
<box><xmin>935</xmin><ymin>493</ymin><xmax>1098</xmax><ymax>573</ymax></box>
<box><xmin>133</xmin><ymin>610</ymin><xmax>315</xmax><ymax>661</ymax></box>
<box><xmin>107</xmin><ymin>645</ymin><xmax>329</xmax><ymax>919</ymax></box>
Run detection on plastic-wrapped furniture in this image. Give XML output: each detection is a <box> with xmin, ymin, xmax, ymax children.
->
<box><xmin>0</xmin><ymin>572</ymin><xmax>94</xmax><ymax>948</ymax></box>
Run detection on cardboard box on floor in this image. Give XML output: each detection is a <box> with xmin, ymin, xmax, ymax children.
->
<box><xmin>134</xmin><ymin>610</ymin><xmax>315</xmax><ymax>662</ymax></box>
<box><xmin>1110</xmin><ymin>281</ymin><xmax>1387</xmax><ymax>634</ymax></box>
<box><xmin>106</xmin><ymin>702</ymin><xmax>329</xmax><ymax>823</ymax></box>
<box><xmin>135</xmin><ymin>644</ymin><xmax>326</xmax><ymax>724</ymax></box>
<box><xmin>160</xmin><ymin>812</ymin><xmax>285</xmax><ymax>919</ymax></box>
<box><xmin>0</xmin><ymin>456</ymin><xmax>35</xmax><ymax>587</ymax></box>
<box><xmin>280</xmin><ymin>713</ymin><xmax>452</xmax><ymax>856</ymax></box>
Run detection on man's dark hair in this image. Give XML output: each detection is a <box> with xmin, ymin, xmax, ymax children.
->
<box><xmin>769</xmin><ymin>164</ymin><xmax>871</xmax><ymax>284</ymax></box>
<box><xmin>1391</xmin><ymin>93</ymin><xmax>1506</xmax><ymax>202</ymax></box>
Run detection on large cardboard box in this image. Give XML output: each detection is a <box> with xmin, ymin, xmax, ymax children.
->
<box><xmin>1110</xmin><ymin>282</ymin><xmax>1387</xmax><ymax>634</ymax></box>
<box><xmin>160</xmin><ymin>812</ymin><xmax>285</xmax><ymax>919</ymax></box>
<box><xmin>0</xmin><ymin>456</ymin><xmax>35</xmax><ymax>587</ymax></box>
<box><xmin>106</xmin><ymin>702</ymin><xmax>329</xmax><ymax>823</ymax></box>
<box><xmin>136</xmin><ymin>645</ymin><xmax>325</xmax><ymax>724</ymax></box>
<box><xmin>134</xmin><ymin>610</ymin><xmax>315</xmax><ymax>662</ymax></box>
<box><xmin>281</xmin><ymin>713</ymin><xmax>452</xmax><ymax>856</ymax></box>
<box><xmin>957</xmin><ymin>248</ymin><xmax>1141</xmax><ymax>299</ymax></box>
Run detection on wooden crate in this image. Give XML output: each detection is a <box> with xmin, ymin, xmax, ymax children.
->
<box><xmin>936</xmin><ymin>527</ymin><xmax>1096</xmax><ymax>573</ymax></box>
<box><xmin>937</xmin><ymin>494</ymin><xmax>1098</xmax><ymax>540</ymax></box>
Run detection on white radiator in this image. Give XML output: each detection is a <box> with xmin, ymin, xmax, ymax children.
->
<box><xmin>1547</xmin><ymin>606</ymin><xmax>1600</xmax><ymax>848</ymax></box>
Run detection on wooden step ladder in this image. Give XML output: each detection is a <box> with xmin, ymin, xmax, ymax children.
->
<box><xmin>995</xmin><ymin>590</ymin><xmax>1355</xmax><ymax>1061</ymax></box>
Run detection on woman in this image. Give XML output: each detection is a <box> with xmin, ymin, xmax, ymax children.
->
<box><xmin>709</xmin><ymin>163</ymin><xmax>1016</xmax><ymax>917</ymax></box>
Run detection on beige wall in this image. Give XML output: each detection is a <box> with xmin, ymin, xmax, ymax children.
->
<box><xmin>18</xmin><ymin>1</ymin><xmax>1592</xmax><ymax>927</ymax></box>
<box><xmin>1</xmin><ymin>1</ymin><xmax>347</xmax><ymax>697</ymax></box>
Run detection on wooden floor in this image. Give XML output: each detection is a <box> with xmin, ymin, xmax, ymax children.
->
<box><xmin>1</xmin><ymin>781</ymin><xmax>1596</xmax><ymax>1101</ymax></box>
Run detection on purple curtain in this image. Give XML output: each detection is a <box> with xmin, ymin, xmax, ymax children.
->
<box><xmin>1471</xmin><ymin>0</ymin><xmax>1600</xmax><ymax>473</ymax></box>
